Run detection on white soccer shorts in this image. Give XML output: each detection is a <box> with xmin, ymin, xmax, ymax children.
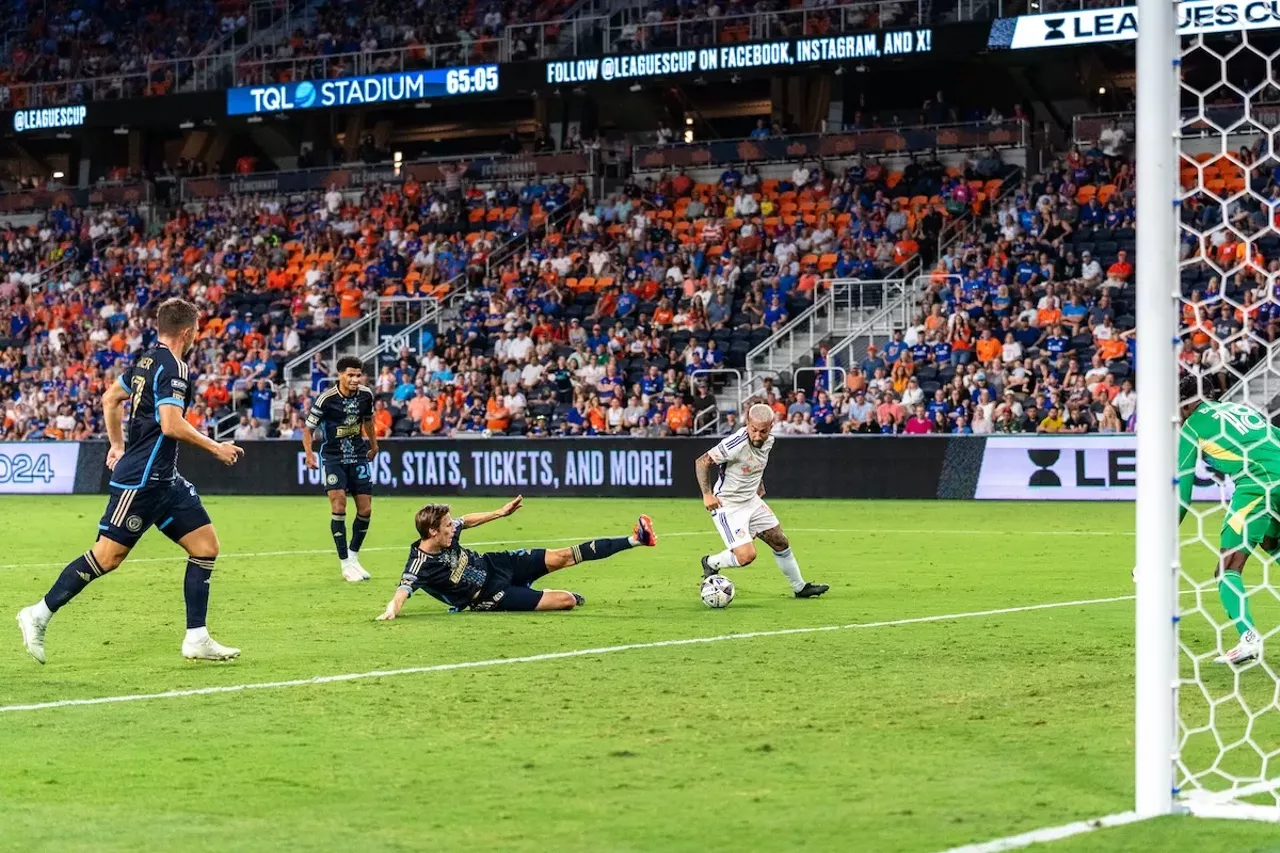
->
<box><xmin>711</xmin><ymin>498</ymin><xmax>780</xmax><ymax>549</ymax></box>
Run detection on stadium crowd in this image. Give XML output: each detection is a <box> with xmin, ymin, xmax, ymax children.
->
<box><xmin>4</xmin><ymin>110</ymin><xmax>1274</xmax><ymax>442</ymax></box>
<box><xmin>0</xmin><ymin>0</ymin><xmax>251</xmax><ymax>99</ymax></box>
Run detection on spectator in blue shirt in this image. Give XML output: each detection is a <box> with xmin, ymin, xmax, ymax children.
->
<box><xmin>883</xmin><ymin>330</ymin><xmax>907</xmax><ymax>363</ymax></box>
<box><xmin>750</xmin><ymin>119</ymin><xmax>770</xmax><ymax>139</ymax></box>
<box><xmin>250</xmin><ymin>380</ymin><xmax>274</xmax><ymax>421</ymax></box>
<box><xmin>859</xmin><ymin>344</ymin><xmax>887</xmax><ymax>377</ymax></box>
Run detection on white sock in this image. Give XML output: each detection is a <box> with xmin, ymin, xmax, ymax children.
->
<box><xmin>185</xmin><ymin>627</ymin><xmax>210</xmax><ymax>644</ymax></box>
<box><xmin>772</xmin><ymin>547</ymin><xmax>806</xmax><ymax>592</ymax></box>
<box><xmin>707</xmin><ymin>550</ymin><xmax>740</xmax><ymax>570</ymax></box>
<box><xmin>32</xmin><ymin>599</ymin><xmax>52</xmax><ymax>621</ymax></box>
<box><xmin>627</xmin><ymin>535</ymin><xmax>639</xmax><ymax>547</ymax></box>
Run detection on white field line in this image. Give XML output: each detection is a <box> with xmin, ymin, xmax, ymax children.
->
<box><xmin>0</xmin><ymin>527</ymin><xmax>1125</xmax><ymax>572</ymax></box>
<box><xmin>0</xmin><ymin>594</ymin><xmax>1134</xmax><ymax>715</ymax></box>
<box><xmin>934</xmin><ymin>811</ymin><xmax>1149</xmax><ymax>853</ymax></box>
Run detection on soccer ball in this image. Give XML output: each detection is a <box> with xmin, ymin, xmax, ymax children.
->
<box><xmin>701</xmin><ymin>575</ymin><xmax>735</xmax><ymax>609</ymax></box>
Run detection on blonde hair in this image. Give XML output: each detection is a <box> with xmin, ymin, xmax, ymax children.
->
<box><xmin>747</xmin><ymin>403</ymin><xmax>775</xmax><ymax>424</ymax></box>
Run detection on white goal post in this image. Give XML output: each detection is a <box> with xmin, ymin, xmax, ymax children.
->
<box><xmin>1137</xmin><ymin>0</ymin><xmax>1280</xmax><ymax>824</ymax></box>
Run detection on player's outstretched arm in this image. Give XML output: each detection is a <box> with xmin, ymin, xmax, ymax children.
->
<box><xmin>461</xmin><ymin>495</ymin><xmax>523</xmax><ymax>529</ymax></box>
<box><xmin>102</xmin><ymin>379</ymin><xmax>130</xmax><ymax>469</ymax></box>
<box><xmin>376</xmin><ymin>588</ymin><xmax>410</xmax><ymax>621</ymax></box>
<box><xmin>159</xmin><ymin>406</ymin><xmax>244</xmax><ymax>466</ymax></box>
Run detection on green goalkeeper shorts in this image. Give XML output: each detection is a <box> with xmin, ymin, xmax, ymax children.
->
<box><xmin>1221</xmin><ymin>479</ymin><xmax>1280</xmax><ymax>554</ymax></box>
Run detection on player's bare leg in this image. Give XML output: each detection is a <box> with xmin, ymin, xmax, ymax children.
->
<box><xmin>702</xmin><ymin>542</ymin><xmax>758</xmax><ymax>578</ymax></box>
<box><xmin>348</xmin><ymin>492</ymin><xmax>373</xmax><ymax>580</ymax></box>
<box><xmin>1215</xmin><ymin>548</ymin><xmax>1262</xmax><ymax>665</ymax></box>
<box><xmin>533</xmin><ymin>515</ymin><xmax>657</xmax><ymax>608</ymax></box>
<box><xmin>17</xmin><ymin>537</ymin><xmax>131</xmax><ymax>664</ymax></box>
<box><xmin>758</xmin><ymin>525</ymin><xmax>828</xmax><ymax>598</ymax></box>
<box><xmin>176</xmin><ymin>525</ymin><xmax>239</xmax><ymax>661</ymax></box>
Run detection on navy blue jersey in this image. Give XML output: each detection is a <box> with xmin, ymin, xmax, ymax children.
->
<box><xmin>305</xmin><ymin>385</ymin><xmax>375</xmax><ymax>463</ymax></box>
<box><xmin>110</xmin><ymin>343</ymin><xmax>194</xmax><ymax>489</ymax></box>
<box><xmin>397</xmin><ymin>519</ymin><xmax>491</xmax><ymax>609</ymax></box>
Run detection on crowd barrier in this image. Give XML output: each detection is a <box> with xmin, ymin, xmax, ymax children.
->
<box><xmin>0</xmin><ymin>436</ymin><xmax>1227</xmax><ymax>501</ymax></box>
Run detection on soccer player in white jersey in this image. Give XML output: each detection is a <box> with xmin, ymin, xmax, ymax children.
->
<box><xmin>695</xmin><ymin>404</ymin><xmax>829</xmax><ymax>598</ymax></box>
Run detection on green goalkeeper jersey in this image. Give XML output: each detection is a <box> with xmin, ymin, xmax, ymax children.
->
<box><xmin>1178</xmin><ymin>400</ymin><xmax>1280</xmax><ymax>520</ymax></box>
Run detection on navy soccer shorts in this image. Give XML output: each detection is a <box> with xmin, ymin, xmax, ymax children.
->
<box><xmin>471</xmin><ymin>549</ymin><xmax>549</xmax><ymax>611</ymax></box>
<box><xmin>98</xmin><ymin>477</ymin><xmax>212</xmax><ymax>548</ymax></box>
<box><xmin>321</xmin><ymin>460</ymin><xmax>374</xmax><ymax>496</ymax></box>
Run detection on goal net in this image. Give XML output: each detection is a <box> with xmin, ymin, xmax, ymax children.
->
<box><xmin>1167</xmin><ymin>23</ymin><xmax>1280</xmax><ymax>822</ymax></box>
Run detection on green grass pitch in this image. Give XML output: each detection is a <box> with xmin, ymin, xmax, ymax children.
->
<box><xmin>1</xmin><ymin>495</ymin><xmax>1279</xmax><ymax>853</ymax></box>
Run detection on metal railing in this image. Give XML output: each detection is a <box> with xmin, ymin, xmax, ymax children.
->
<box><xmin>283</xmin><ymin>311</ymin><xmax>380</xmax><ymax>389</ymax></box>
<box><xmin>633</xmin><ymin>121</ymin><xmax>1028</xmax><ymax>173</ymax></box>
<box><xmin>794</xmin><ymin>365</ymin><xmax>848</xmax><ymax>395</ymax></box>
<box><xmin>357</xmin><ymin>302</ymin><xmax>442</xmax><ymax>368</ymax></box>
<box><xmin>691</xmin><ymin>368</ymin><xmax>742</xmax><ymax>434</ymax></box>
<box><xmin>820</xmin><ymin>175</ymin><xmax>1018</xmax><ymax>377</ymax></box>
<box><xmin>508</xmin><ymin>0</ymin><xmax>998</xmax><ymax>61</ymax></box>
<box><xmin>1073</xmin><ymin>102</ymin><xmax>1280</xmax><ymax>146</ymax></box>
<box><xmin>214</xmin><ymin>378</ymin><xmax>279</xmax><ymax>440</ymax></box>
<box><xmin>744</xmin><ymin>278</ymin><xmax>904</xmax><ymax>381</ymax></box>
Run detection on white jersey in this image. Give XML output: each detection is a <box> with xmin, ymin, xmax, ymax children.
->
<box><xmin>706</xmin><ymin>428</ymin><xmax>773</xmax><ymax>505</ymax></box>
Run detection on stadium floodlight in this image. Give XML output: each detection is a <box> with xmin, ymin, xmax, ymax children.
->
<box><xmin>1136</xmin><ymin>0</ymin><xmax>1280</xmax><ymax>826</ymax></box>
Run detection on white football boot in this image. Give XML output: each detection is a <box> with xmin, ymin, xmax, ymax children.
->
<box><xmin>16</xmin><ymin>605</ymin><xmax>48</xmax><ymax>664</ymax></box>
<box><xmin>1215</xmin><ymin>629</ymin><xmax>1263</xmax><ymax>665</ymax></box>
<box><xmin>341</xmin><ymin>556</ymin><xmax>367</xmax><ymax>582</ymax></box>
<box><xmin>347</xmin><ymin>551</ymin><xmax>371</xmax><ymax>580</ymax></box>
<box><xmin>182</xmin><ymin>633</ymin><xmax>241</xmax><ymax>661</ymax></box>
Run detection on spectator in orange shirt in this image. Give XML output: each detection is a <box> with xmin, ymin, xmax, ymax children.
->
<box><xmin>374</xmin><ymin>400</ymin><xmax>394</xmax><ymax>438</ymax></box>
<box><xmin>485</xmin><ymin>393</ymin><xmax>510</xmax><ymax>434</ymax></box>
<box><xmin>666</xmin><ymin>398</ymin><xmax>693</xmax><ymax>434</ymax></box>
<box><xmin>1104</xmin><ymin>250</ymin><xmax>1133</xmax><ymax>290</ymax></box>
<box><xmin>975</xmin><ymin>329</ymin><xmax>1002</xmax><ymax>364</ymax></box>
<box><xmin>339</xmin><ymin>287</ymin><xmax>363</xmax><ymax>323</ymax></box>
<box><xmin>1036</xmin><ymin>297</ymin><xmax>1062</xmax><ymax>328</ymax></box>
<box><xmin>420</xmin><ymin>401</ymin><xmax>443</xmax><ymax>435</ymax></box>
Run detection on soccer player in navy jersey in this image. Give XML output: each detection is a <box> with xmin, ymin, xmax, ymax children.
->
<box><xmin>376</xmin><ymin>498</ymin><xmax>657</xmax><ymax>618</ymax></box>
<box><xmin>302</xmin><ymin>356</ymin><xmax>378</xmax><ymax>582</ymax></box>
<box><xmin>17</xmin><ymin>298</ymin><xmax>245</xmax><ymax>664</ymax></box>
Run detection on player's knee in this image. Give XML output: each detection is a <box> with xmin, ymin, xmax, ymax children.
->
<box><xmin>735</xmin><ymin>543</ymin><xmax>758</xmax><ymax>565</ymax></box>
<box><xmin>769</xmin><ymin>535</ymin><xmax>790</xmax><ymax>552</ymax></box>
<box><xmin>543</xmin><ymin>590</ymin><xmax>579</xmax><ymax>610</ymax></box>
<box><xmin>93</xmin><ymin>546</ymin><xmax>126</xmax><ymax>572</ymax></box>
<box><xmin>330</xmin><ymin>495</ymin><xmax>348</xmax><ymax>513</ymax></box>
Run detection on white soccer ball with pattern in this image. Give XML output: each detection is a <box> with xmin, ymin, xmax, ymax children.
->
<box><xmin>701</xmin><ymin>575</ymin><xmax>735</xmax><ymax>609</ymax></box>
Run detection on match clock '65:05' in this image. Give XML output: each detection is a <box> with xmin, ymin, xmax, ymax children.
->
<box><xmin>445</xmin><ymin>66</ymin><xmax>499</xmax><ymax>95</ymax></box>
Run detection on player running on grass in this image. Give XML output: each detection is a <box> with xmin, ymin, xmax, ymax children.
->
<box><xmin>303</xmin><ymin>356</ymin><xmax>379</xmax><ymax>583</ymax></box>
<box><xmin>696</xmin><ymin>403</ymin><xmax>828</xmax><ymax>598</ymax></box>
<box><xmin>1178</xmin><ymin>376</ymin><xmax>1279</xmax><ymax>665</ymax></box>
<box><xmin>375</xmin><ymin>497</ymin><xmax>657</xmax><ymax>618</ymax></box>
<box><xmin>16</xmin><ymin>298</ymin><xmax>244</xmax><ymax>664</ymax></box>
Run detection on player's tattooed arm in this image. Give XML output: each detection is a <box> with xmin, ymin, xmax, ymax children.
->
<box><xmin>696</xmin><ymin>453</ymin><xmax>721</xmax><ymax>511</ymax></box>
<box><xmin>461</xmin><ymin>495</ymin><xmax>524</xmax><ymax>528</ymax></box>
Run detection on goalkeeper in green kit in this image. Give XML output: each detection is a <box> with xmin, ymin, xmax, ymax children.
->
<box><xmin>1178</xmin><ymin>376</ymin><xmax>1277</xmax><ymax>665</ymax></box>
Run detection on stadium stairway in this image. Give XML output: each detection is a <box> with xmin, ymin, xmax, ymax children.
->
<box><xmin>730</xmin><ymin>168</ymin><xmax>1023</xmax><ymax>408</ymax></box>
<box><xmin>182</xmin><ymin>0</ymin><xmax>322</xmax><ymax>94</ymax></box>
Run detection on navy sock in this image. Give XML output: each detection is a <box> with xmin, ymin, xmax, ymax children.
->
<box><xmin>184</xmin><ymin>557</ymin><xmax>215</xmax><ymax>630</ymax></box>
<box><xmin>331</xmin><ymin>513</ymin><xmax>348</xmax><ymax>559</ymax></box>
<box><xmin>350</xmin><ymin>513</ymin><xmax>371</xmax><ymax>553</ymax></box>
<box><xmin>44</xmin><ymin>552</ymin><xmax>105</xmax><ymax>613</ymax></box>
<box><xmin>570</xmin><ymin>538</ymin><xmax>633</xmax><ymax>563</ymax></box>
